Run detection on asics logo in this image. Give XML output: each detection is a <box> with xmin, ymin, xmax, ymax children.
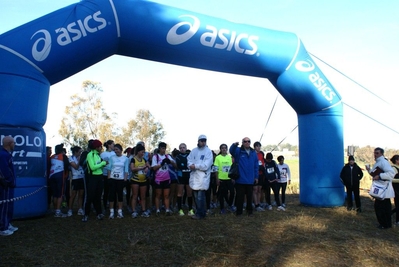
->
<box><xmin>31</xmin><ymin>11</ymin><xmax>107</xmax><ymax>62</ymax></box>
<box><xmin>295</xmin><ymin>60</ymin><xmax>337</xmax><ymax>103</ymax></box>
<box><xmin>166</xmin><ymin>15</ymin><xmax>259</xmax><ymax>56</ymax></box>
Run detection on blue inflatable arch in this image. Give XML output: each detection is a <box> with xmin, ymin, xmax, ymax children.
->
<box><xmin>0</xmin><ymin>0</ymin><xmax>344</xmax><ymax>218</ymax></box>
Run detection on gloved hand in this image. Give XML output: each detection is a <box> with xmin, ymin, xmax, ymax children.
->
<box><xmin>161</xmin><ymin>158</ymin><xmax>171</xmax><ymax>166</ymax></box>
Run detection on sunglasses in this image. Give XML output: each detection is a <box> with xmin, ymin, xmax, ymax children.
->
<box><xmin>243</xmin><ymin>140</ymin><xmax>251</xmax><ymax>143</ymax></box>
<box><xmin>199</xmin><ymin>139</ymin><xmax>207</xmax><ymax>142</ymax></box>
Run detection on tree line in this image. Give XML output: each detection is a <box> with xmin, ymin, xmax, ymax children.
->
<box><xmin>58</xmin><ymin>80</ymin><xmax>165</xmax><ymax>151</ymax></box>
<box><xmin>58</xmin><ymin>81</ymin><xmax>398</xmax><ymax>159</ymax></box>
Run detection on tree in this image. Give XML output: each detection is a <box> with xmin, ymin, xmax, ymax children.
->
<box><xmin>59</xmin><ymin>80</ymin><xmax>116</xmax><ymax>148</ymax></box>
<box><xmin>119</xmin><ymin>109</ymin><xmax>165</xmax><ymax>152</ymax></box>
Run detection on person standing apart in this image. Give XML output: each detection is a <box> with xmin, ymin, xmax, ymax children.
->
<box><xmin>229</xmin><ymin>137</ymin><xmax>258</xmax><ymax>217</ymax></box>
<box><xmin>82</xmin><ymin>140</ymin><xmax>108</xmax><ymax>222</ymax></box>
<box><xmin>188</xmin><ymin>135</ymin><xmax>213</xmax><ymax>220</ymax></box>
<box><xmin>277</xmin><ymin>155</ymin><xmax>292</xmax><ymax>209</ymax></box>
<box><xmin>339</xmin><ymin>155</ymin><xmax>363</xmax><ymax>212</ymax></box>
<box><xmin>366</xmin><ymin>147</ymin><xmax>395</xmax><ymax>229</ymax></box>
<box><xmin>0</xmin><ymin>136</ymin><xmax>18</xmax><ymax>236</ymax></box>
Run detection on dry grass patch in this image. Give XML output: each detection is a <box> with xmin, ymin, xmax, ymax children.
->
<box><xmin>1</xmin><ymin>192</ymin><xmax>399</xmax><ymax>267</ymax></box>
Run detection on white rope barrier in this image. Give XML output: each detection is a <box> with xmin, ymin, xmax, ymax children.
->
<box><xmin>0</xmin><ymin>185</ymin><xmax>46</xmax><ymax>204</ymax></box>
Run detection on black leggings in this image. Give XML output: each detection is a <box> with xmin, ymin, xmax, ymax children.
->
<box><xmin>84</xmin><ymin>174</ymin><xmax>103</xmax><ymax>216</ymax></box>
<box><xmin>218</xmin><ymin>179</ymin><xmax>235</xmax><ymax>209</ymax></box>
<box><xmin>270</xmin><ymin>182</ymin><xmax>281</xmax><ymax>206</ymax></box>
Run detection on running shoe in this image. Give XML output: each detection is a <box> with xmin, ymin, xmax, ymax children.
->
<box><xmin>67</xmin><ymin>210</ymin><xmax>73</xmax><ymax>217</ymax></box>
<box><xmin>165</xmin><ymin>209</ymin><xmax>172</xmax><ymax>216</ymax></box>
<box><xmin>228</xmin><ymin>206</ymin><xmax>237</xmax><ymax>212</ymax></box>
<box><xmin>0</xmin><ymin>229</ymin><xmax>13</xmax><ymax>236</ymax></box>
<box><xmin>178</xmin><ymin>209</ymin><xmax>185</xmax><ymax>216</ymax></box>
<box><xmin>141</xmin><ymin>211</ymin><xmax>150</xmax><ymax>218</ymax></box>
<box><xmin>54</xmin><ymin>212</ymin><xmax>67</xmax><ymax>218</ymax></box>
<box><xmin>77</xmin><ymin>209</ymin><xmax>84</xmax><ymax>216</ymax></box>
<box><xmin>117</xmin><ymin>210</ymin><xmax>124</xmax><ymax>219</ymax></box>
<box><xmin>8</xmin><ymin>223</ymin><xmax>18</xmax><ymax>232</ymax></box>
<box><xmin>96</xmin><ymin>214</ymin><xmax>105</xmax><ymax>220</ymax></box>
<box><xmin>131</xmin><ymin>211</ymin><xmax>138</xmax><ymax>218</ymax></box>
<box><xmin>109</xmin><ymin>211</ymin><xmax>115</xmax><ymax>219</ymax></box>
<box><xmin>81</xmin><ymin>215</ymin><xmax>88</xmax><ymax>222</ymax></box>
<box><xmin>188</xmin><ymin>209</ymin><xmax>195</xmax><ymax>216</ymax></box>
<box><xmin>277</xmin><ymin>206</ymin><xmax>286</xmax><ymax>211</ymax></box>
<box><xmin>255</xmin><ymin>206</ymin><xmax>265</xmax><ymax>212</ymax></box>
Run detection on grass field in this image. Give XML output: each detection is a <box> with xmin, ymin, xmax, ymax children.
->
<box><xmin>1</xmin><ymin>190</ymin><xmax>398</xmax><ymax>267</ymax></box>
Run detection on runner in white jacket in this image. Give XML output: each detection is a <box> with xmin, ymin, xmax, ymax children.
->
<box><xmin>187</xmin><ymin>135</ymin><xmax>213</xmax><ymax>219</ymax></box>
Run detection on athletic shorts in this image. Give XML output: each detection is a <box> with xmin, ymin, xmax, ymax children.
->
<box><xmin>130</xmin><ymin>180</ymin><xmax>147</xmax><ymax>187</ymax></box>
<box><xmin>50</xmin><ymin>172</ymin><xmax>64</xmax><ymax>198</ymax></box>
<box><xmin>71</xmin><ymin>179</ymin><xmax>84</xmax><ymax>191</ymax></box>
<box><xmin>154</xmin><ymin>180</ymin><xmax>171</xmax><ymax>189</ymax></box>
<box><xmin>177</xmin><ymin>176</ymin><xmax>190</xmax><ymax>185</ymax></box>
<box><xmin>255</xmin><ymin>176</ymin><xmax>265</xmax><ymax>187</ymax></box>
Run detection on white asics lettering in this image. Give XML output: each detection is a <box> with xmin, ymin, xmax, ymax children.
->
<box><xmin>31</xmin><ymin>11</ymin><xmax>107</xmax><ymax>61</ymax></box>
<box><xmin>167</xmin><ymin>15</ymin><xmax>259</xmax><ymax>56</ymax></box>
<box><xmin>295</xmin><ymin>60</ymin><xmax>337</xmax><ymax>103</ymax></box>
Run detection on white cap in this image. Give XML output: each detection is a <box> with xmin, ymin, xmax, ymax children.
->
<box><xmin>198</xmin><ymin>134</ymin><xmax>207</xmax><ymax>140</ymax></box>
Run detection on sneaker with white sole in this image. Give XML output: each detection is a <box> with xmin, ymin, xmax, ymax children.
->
<box><xmin>229</xmin><ymin>206</ymin><xmax>237</xmax><ymax>212</ymax></box>
<box><xmin>8</xmin><ymin>223</ymin><xmax>18</xmax><ymax>232</ymax></box>
<box><xmin>255</xmin><ymin>206</ymin><xmax>265</xmax><ymax>212</ymax></box>
<box><xmin>188</xmin><ymin>209</ymin><xmax>195</xmax><ymax>216</ymax></box>
<box><xmin>277</xmin><ymin>206</ymin><xmax>286</xmax><ymax>211</ymax></box>
<box><xmin>0</xmin><ymin>229</ymin><xmax>13</xmax><ymax>236</ymax></box>
<box><xmin>166</xmin><ymin>209</ymin><xmax>172</xmax><ymax>216</ymax></box>
<box><xmin>54</xmin><ymin>212</ymin><xmax>67</xmax><ymax>218</ymax></box>
<box><xmin>267</xmin><ymin>205</ymin><xmax>273</xmax><ymax>211</ymax></box>
<box><xmin>178</xmin><ymin>209</ymin><xmax>185</xmax><ymax>216</ymax></box>
<box><xmin>82</xmin><ymin>215</ymin><xmax>88</xmax><ymax>222</ymax></box>
<box><xmin>96</xmin><ymin>214</ymin><xmax>105</xmax><ymax>220</ymax></box>
<box><xmin>131</xmin><ymin>211</ymin><xmax>138</xmax><ymax>218</ymax></box>
<box><xmin>77</xmin><ymin>209</ymin><xmax>84</xmax><ymax>216</ymax></box>
<box><xmin>117</xmin><ymin>210</ymin><xmax>123</xmax><ymax>219</ymax></box>
<box><xmin>156</xmin><ymin>210</ymin><xmax>160</xmax><ymax>216</ymax></box>
<box><xmin>141</xmin><ymin>210</ymin><xmax>150</xmax><ymax>218</ymax></box>
<box><xmin>67</xmin><ymin>210</ymin><xmax>73</xmax><ymax>217</ymax></box>
<box><xmin>109</xmin><ymin>211</ymin><xmax>115</xmax><ymax>219</ymax></box>
<box><xmin>282</xmin><ymin>203</ymin><xmax>286</xmax><ymax>208</ymax></box>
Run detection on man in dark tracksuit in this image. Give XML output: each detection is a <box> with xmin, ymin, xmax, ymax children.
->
<box><xmin>340</xmin><ymin>155</ymin><xmax>363</xmax><ymax>212</ymax></box>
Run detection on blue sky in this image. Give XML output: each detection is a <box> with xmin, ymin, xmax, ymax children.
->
<box><xmin>1</xmin><ymin>0</ymin><xmax>399</xmax><ymax>151</ymax></box>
